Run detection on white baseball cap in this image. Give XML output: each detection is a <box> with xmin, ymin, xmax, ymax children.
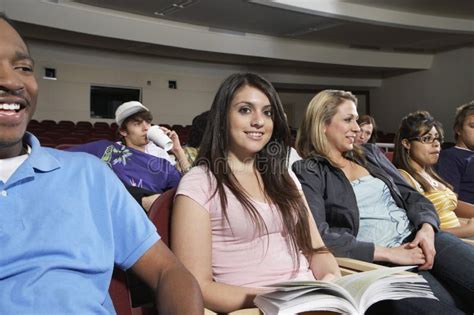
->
<box><xmin>115</xmin><ymin>101</ymin><xmax>149</xmax><ymax>126</ymax></box>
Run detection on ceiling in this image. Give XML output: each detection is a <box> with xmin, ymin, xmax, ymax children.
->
<box><xmin>73</xmin><ymin>0</ymin><xmax>473</xmax><ymax>52</ymax></box>
<box><xmin>12</xmin><ymin>0</ymin><xmax>474</xmax><ymax>79</ymax></box>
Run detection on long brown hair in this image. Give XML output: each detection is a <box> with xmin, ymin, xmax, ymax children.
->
<box><xmin>296</xmin><ymin>89</ymin><xmax>365</xmax><ymax>165</ymax></box>
<box><xmin>393</xmin><ymin>110</ymin><xmax>452</xmax><ymax>192</ymax></box>
<box><xmin>196</xmin><ymin>73</ymin><xmax>324</xmax><ymax>264</ymax></box>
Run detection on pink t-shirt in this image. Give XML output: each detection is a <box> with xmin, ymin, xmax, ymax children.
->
<box><xmin>176</xmin><ymin>165</ymin><xmax>315</xmax><ymax>287</ymax></box>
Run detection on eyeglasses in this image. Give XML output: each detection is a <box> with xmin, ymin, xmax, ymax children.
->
<box><xmin>409</xmin><ymin>135</ymin><xmax>443</xmax><ymax>144</ymax></box>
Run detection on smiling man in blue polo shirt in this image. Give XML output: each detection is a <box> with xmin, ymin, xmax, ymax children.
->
<box><xmin>0</xmin><ymin>14</ymin><xmax>203</xmax><ymax>314</ymax></box>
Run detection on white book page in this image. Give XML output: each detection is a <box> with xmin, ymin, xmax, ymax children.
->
<box><xmin>359</xmin><ymin>275</ymin><xmax>436</xmax><ymax>313</ymax></box>
<box><xmin>334</xmin><ymin>266</ymin><xmax>414</xmax><ymax>303</ymax></box>
<box><xmin>264</xmin><ymin>280</ymin><xmax>356</xmax><ymax>307</ymax></box>
<box><xmin>256</xmin><ymin>292</ymin><xmax>358</xmax><ymax>315</ymax></box>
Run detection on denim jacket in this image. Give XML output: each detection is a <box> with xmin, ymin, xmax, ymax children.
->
<box><xmin>293</xmin><ymin>144</ymin><xmax>439</xmax><ymax>262</ymax></box>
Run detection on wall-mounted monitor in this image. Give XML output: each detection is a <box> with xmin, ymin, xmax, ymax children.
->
<box><xmin>90</xmin><ymin>85</ymin><xmax>141</xmax><ymax>119</ymax></box>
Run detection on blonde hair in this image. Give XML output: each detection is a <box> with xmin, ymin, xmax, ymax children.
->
<box><xmin>296</xmin><ymin>90</ymin><xmax>358</xmax><ymax>159</ymax></box>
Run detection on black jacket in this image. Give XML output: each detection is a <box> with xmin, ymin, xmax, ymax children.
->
<box><xmin>293</xmin><ymin>144</ymin><xmax>439</xmax><ymax>262</ymax></box>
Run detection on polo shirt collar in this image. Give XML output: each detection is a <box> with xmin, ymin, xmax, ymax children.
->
<box><xmin>24</xmin><ymin>132</ymin><xmax>61</xmax><ymax>173</ymax></box>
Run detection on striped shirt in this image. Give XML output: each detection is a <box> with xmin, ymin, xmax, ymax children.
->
<box><xmin>399</xmin><ymin>169</ymin><xmax>460</xmax><ymax>229</ymax></box>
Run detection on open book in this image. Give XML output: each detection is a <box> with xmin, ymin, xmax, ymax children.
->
<box><xmin>254</xmin><ymin>266</ymin><xmax>436</xmax><ymax>315</ymax></box>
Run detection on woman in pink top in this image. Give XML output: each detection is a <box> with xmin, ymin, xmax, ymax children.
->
<box><xmin>171</xmin><ymin>73</ymin><xmax>340</xmax><ymax>313</ymax></box>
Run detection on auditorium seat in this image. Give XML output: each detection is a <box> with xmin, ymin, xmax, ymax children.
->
<box><xmin>28</xmin><ymin>119</ymin><xmax>40</xmax><ymax>127</ymax></box>
<box><xmin>27</xmin><ymin>125</ymin><xmax>46</xmax><ymax>134</ymax></box>
<box><xmin>55</xmin><ymin>143</ymin><xmax>78</xmax><ymax>150</ymax></box>
<box><xmin>40</xmin><ymin>119</ymin><xmax>57</xmax><ymax>126</ymax></box>
<box><xmin>70</xmin><ymin>129</ymin><xmax>92</xmax><ymax>137</ymax></box>
<box><xmin>109</xmin><ymin>268</ymin><xmax>133</xmax><ymax>315</ymax></box>
<box><xmin>88</xmin><ymin>136</ymin><xmax>114</xmax><ymax>142</ymax></box>
<box><xmin>36</xmin><ymin>135</ymin><xmax>55</xmax><ymax>145</ymax></box>
<box><xmin>148</xmin><ymin>188</ymin><xmax>177</xmax><ymax>247</ymax></box>
<box><xmin>94</xmin><ymin>121</ymin><xmax>111</xmax><ymax>129</ymax></box>
<box><xmin>58</xmin><ymin>120</ymin><xmax>75</xmax><ymax>128</ymax></box>
<box><xmin>76</xmin><ymin>121</ymin><xmax>93</xmax><ymax>129</ymax></box>
<box><xmin>58</xmin><ymin>137</ymin><xmax>86</xmax><ymax>145</ymax></box>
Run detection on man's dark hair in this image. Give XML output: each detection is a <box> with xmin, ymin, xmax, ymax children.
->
<box><xmin>120</xmin><ymin>110</ymin><xmax>153</xmax><ymax>131</ymax></box>
<box><xmin>0</xmin><ymin>13</ymin><xmax>31</xmax><ymax>54</ymax></box>
<box><xmin>454</xmin><ymin>101</ymin><xmax>474</xmax><ymax>141</ymax></box>
<box><xmin>187</xmin><ymin>111</ymin><xmax>210</xmax><ymax>148</ymax></box>
<box><xmin>118</xmin><ymin>110</ymin><xmax>153</xmax><ymax>144</ymax></box>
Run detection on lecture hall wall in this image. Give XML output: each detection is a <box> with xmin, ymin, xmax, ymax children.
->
<box><xmin>371</xmin><ymin>46</ymin><xmax>473</xmax><ymax>142</ymax></box>
<box><xmin>29</xmin><ymin>40</ymin><xmax>472</xmax><ymax>142</ymax></box>
<box><xmin>29</xmin><ymin>39</ymin><xmax>377</xmax><ymax>128</ymax></box>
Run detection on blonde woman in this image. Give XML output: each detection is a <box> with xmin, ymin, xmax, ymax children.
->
<box><xmin>293</xmin><ymin>89</ymin><xmax>473</xmax><ymax>314</ymax></box>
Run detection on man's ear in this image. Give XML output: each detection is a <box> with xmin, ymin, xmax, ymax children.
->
<box><xmin>401</xmin><ymin>138</ymin><xmax>411</xmax><ymax>150</ymax></box>
<box><xmin>455</xmin><ymin>127</ymin><xmax>461</xmax><ymax>138</ymax></box>
<box><xmin>119</xmin><ymin>128</ymin><xmax>128</xmax><ymax>137</ymax></box>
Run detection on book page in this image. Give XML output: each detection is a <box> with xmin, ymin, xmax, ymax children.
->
<box><xmin>264</xmin><ymin>280</ymin><xmax>356</xmax><ymax>307</ymax></box>
<box><xmin>334</xmin><ymin>265</ymin><xmax>414</xmax><ymax>303</ymax></box>
<box><xmin>255</xmin><ymin>291</ymin><xmax>358</xmax><ymax>315</ymax></box>
<box><xmin>359</xmin><ymin>275</ymin><xmax>436</xmax><ymax>313</ymax></box>
<box><xmin>255</xmin><ymin>266</ymin><xmax>435</xmax><ymax>315</ymax></box>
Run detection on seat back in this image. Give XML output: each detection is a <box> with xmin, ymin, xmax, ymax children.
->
<box><xmin>119</xmin><ymin>188</ymin><xmax>178</xmax><ymax>315</ymax></box>
<box><xmin>109</xmin><ymin>268</ymin><xmax>132</xmax><ymax>315</ymax></box>
<box><xmin>384</xmin><ymin>151</ymin><xmax>394</xmax><ymax>162</ymax></box>
<box><xmin>148</xmin><ymin>188</ymin><xmax>177</xmax><ymax>246</ymax></box>
<box><xmin>108</xmin><ymin>191</ymin><xmax>182</xmax><ymax>315</ymax></box>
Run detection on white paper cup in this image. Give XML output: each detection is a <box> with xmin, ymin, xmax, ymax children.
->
<box><xmin>147</xmin><ymin>125</ymin><xmax>173</xmax><ymax>151</ymax></box>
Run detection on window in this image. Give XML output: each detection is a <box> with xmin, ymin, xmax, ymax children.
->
<box><xmin>90</xmin><ymin>85</ymin><xmax>141</xmax><ymax>119</ymax></box>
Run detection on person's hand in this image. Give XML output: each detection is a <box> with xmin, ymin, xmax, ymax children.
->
<box><xmin>407</xmin><ymin>223</ymin><xmax>436</xmax><ymax>270</ymax></box>
<box><xmin>159</xmin><ymin>126</ymin><xmax>182</xmax><ymax>152</ymax></box>
<box><xmin>375</xmin><ymin>244</ymin><xmax>426</xmax><ymax>266</ymax></box>
<box><xmin>159</xmin><ymin>126</ymin><xmax>191</xmax><ymax>173</ymax></box>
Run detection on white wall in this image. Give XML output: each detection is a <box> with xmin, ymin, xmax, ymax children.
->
<box><xmin>29</xmin><ymin>41</ymin><xmax>472</xmax><ymax>136</ymax></box>
<box><xmin>29</xmin><ymin>40</ymin><xmax>379</xmax><ymax>125</ymax></box>
<box><xmin>279</xmin><ymin>92</ymin><xmax>315</xmax><ymax>129</ymax></box>
<box><xmin>30</xmin><ymin>41</ymin><xmax>243</xmax><ymax>125</ymax></box>
<box><xmin>371</xmin><ymin>47</ymin><xmax>474</xmax><ymax>142</ymax></box>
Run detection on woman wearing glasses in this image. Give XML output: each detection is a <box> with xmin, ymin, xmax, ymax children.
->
<box><xmin>293</xmin><ymin>90</ymin><xmax>474</xmax><ymax>314</ymax></box>
<box><xmin>393</xmin><ymin>111</ymin><xmax>474</xmax><ymax>239</ymax></box>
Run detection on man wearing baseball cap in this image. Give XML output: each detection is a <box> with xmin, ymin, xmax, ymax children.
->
<box><xmin>115</xmin><ymin>101</ymin><xmax>191</xmax><ymax>174</ymax></box>
<box><xmin>69</xmin><ymin>101</ymin><xmax>185</xmax><ymax>211</ymax></box>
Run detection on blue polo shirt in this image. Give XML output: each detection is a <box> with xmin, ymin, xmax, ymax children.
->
<box><xmin>0</xmin><ymin>133</ymin><xmax>160</xmax><ymax>314</ymax></box>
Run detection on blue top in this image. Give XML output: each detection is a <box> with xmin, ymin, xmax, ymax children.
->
<box><xmin>0</xmin><ymin>133</ymin><xmax>160</xmax><ymax>314</ymax></box>
<box><xmin>351</xmin><ymin>175</ymin><xmax>413</xmax><ymax>247</ymax></box>
<box><xmin>68</xmin><ymin>140</ymin><xmax>181</xmax><ymax>194</ymax></box>
<box><xmin>436</xmin><ymin>146</ymin><xmax>474</xmax><ymax>204</ymax></box>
